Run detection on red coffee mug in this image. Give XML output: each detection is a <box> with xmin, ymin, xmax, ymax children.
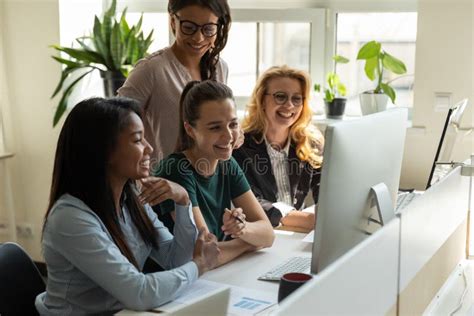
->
<box><xmin>278</xmin><ymin>272</ymin><xmax>313</xmax><ymax>303</ymax></box>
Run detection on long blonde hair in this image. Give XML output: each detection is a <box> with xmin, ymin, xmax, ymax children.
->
<box><xmin>241</xmin><ymin>65</ymin><xmax>324</xmax><ymax>168</ymax></box>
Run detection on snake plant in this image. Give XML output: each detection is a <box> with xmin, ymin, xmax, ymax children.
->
<box><xmin>50</xmin><ymin>0</ymin><xmax>153</xmax><ymax>126</ymax></box>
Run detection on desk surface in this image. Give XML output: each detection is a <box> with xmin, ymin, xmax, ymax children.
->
<box><xmin>203</xmin><ymin>231</ymin><xmax>310</xmax><ymax>293</ymax></box>
<box><xmin>118</xmin><ymin>231</ymin><xmax>310</xmax><ymax>315</ymax></box>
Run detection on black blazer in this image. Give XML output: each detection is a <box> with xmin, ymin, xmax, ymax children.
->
<box><xmin>233</xmin><ymin>132</ymin><xmax>321</xmax><ymax>226</ymax></box>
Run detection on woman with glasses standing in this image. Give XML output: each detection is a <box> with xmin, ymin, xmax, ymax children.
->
<box><xmin>233</xmin><ymin>66</ymin><xmax>324</xmax><ymax>231</ymax></box>
<box><xmin>118</xmin><ymin>0</ymin><xmax>231</xmax><ymax>167</ymax></box>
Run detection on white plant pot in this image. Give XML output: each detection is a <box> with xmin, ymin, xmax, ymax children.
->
<box><xmin>359</xmin><ymin>93</ymin><xmax>389</xmax><ymax>115</ymax></box>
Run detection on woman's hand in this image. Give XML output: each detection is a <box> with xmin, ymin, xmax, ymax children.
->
<box><xmin>221</xmin><ymin>208</ymin><xmax>246</xmax><ymax>239</ymax></box>
<box><xmin>139</xmin><ymin>177</ymin><xmax>189</xmax><ymax>206</ymax></box>
<box><xmin>193</xmin><ymin>228</ymin><xmax>220</xmax><ymax>275</ymax></box>
<box><xmin>281</xmin><ymin>211</ymin><xmax>315</xmax><ymax>232</ymax></box>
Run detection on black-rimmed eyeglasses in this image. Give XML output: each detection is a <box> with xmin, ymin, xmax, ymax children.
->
<box><xmin>174</xmin><ymin>14</ymin><xmax>220</xmax><ymax>37</ymax></box>
<box><xmin>265</xmin><ymin>92</ymin><xmax>305</xmax><ymax>107</ymax></box>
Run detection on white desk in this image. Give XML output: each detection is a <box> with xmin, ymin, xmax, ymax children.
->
<box><xmin>202</xmin><ymin>231</ymin><xmax>310</xmax><ymax>293</ymax></box>
<box><xmin>119</xmin><ymin>231</ymin><xmax>310</xmax><ymax>315</ymax></box>
<box><xmin>120</xmin><ymin>162</ymin><xmax>472</xmax><ymax>315</ymax></box>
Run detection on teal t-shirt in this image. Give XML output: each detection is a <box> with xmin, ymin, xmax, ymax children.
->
<box><xmin>155</xmin><ymin>152</ymin><xmax>250</xmax><ymax>240</ymax></box>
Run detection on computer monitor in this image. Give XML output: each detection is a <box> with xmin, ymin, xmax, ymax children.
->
<box><xmin>311</xmin><ymin>108</ymin><xmax>407</xmax><ymax>273</ymax></box>
<box><xmin>426</xmin><ymin>98</ymin><xmax>469</xmax><ymax>189</ymax></box>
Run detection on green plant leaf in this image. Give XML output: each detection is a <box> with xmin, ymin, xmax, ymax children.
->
<box><xmin>93</xmin><ymin>16</ymin><xmax>103</xmax><ymax>41</ymax></box>
<box><xmin>75</xmin><ymin>37</ymin><xmax>93</xmax><ymax>52</ymax></box>
<box><xmin>135</xmin><ymin>14</ymin><xmax>143</xmax><ymax>33</ymax></box>
<box><xmin>104</xmin><ymin>0</ymin><xmax>117</xmax><ymax>18</ymax></box>
<box><xmin>364</xmin><ymin>56</ymin><xmax>378</xmax><ymax>81</ymax></box>
<box><xmin>120</xmin><ymin>10</ymin><xmax>130</xmax><ymax>37</ymax></box>
<box><xmin>357</xmin><ymin>41</ymin><xmax>381</xmax><ymax>60</ymax></box>
<box><xmin>53</xmin><ymin>69</ymin><xmax>94</xmax><ymax>126</ymax></box>
<box><xmin>127</xmin><ymin>36</ymin><xmax>140</xmax><ymax>65</ymax></box>
<box><xmin>110</xmin><ymin>22</ymin><xmax>123</xmax><ymax>70</ymax></box>
<box><xmin>382</xmin><ymin>52</ymin><xmax>407</xmax><ymax>75</ymax></box>
<box><xmin>314</xmin><ymin>84</ymin><xmax>321</xmax><ymax>92</ymax></box>
<box><xmin>381</xmin><ymin>83</ymin><xmax>396</xmax><ymax>104</ymax></box>
<box><xmin>51</xmin><ymin>68</ymin><xmax>71</xmax><ymax>98</ymax></box>
<box><xmin>52</xmin><ymin>45</ymin><xmax>104</xmax><ymax>64</ymax></box>
<box><xmin>337</xmin><ymin>82</ymin><xmax>347</xmax><ymax>97</ymax></box>
<box><xmin>143</xmin><ymin>29</ymin><xmax>154</xmax><ymax>53</ymax></box>
<box><xmin>326</xmin><ymin>73</ymin><xmax>334</xmax><ymax>90</ymax></box>
<box><xmin>102</xmin><ymin>0</ymin><xmax>116</xmax><ymax>41</ymax></box>
<box><xmin>324</xmin><ymin>89</ymin><xmax>334</xmax><ymax>102</ymax></box>
<box><xmin>333</xmin><ymin>55</ymin><xmax>349</xmax><ymax>64</ymax></box>
<box><xmin>51</xmin><ymin>56</ymin><xmax>82</xmax><ymax>68</ymax></box>
<box><xmin>50</xmin><ymin>65</ymin><xmax>95</xmax><ymax>98</ymax></box>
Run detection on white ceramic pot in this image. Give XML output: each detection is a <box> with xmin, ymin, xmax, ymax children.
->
<box><xmin>359</xmin><ymin>92</ymin><xmax>389</xmax><ymax>115</ymax></box>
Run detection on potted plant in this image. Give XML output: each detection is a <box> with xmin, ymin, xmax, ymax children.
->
<box><xmin>50</xmin><ymin>0</ymin><xmax>153</xmax><ymax>126</ymax></box>
<box><xmin>356</xmin><ymin>40</ymin><xmax>407</xmax><ymax>115</ymax></box>
<box><xmin>314</xmin><ymin>55</ymin><xmax>350</xmax><ymax>119</ymax></box>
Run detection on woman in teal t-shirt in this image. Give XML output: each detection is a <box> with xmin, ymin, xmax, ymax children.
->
<box><xmin>140</xmin><ymin>80</ymin><xmax>274</xmax><ymax>266</ymax></box>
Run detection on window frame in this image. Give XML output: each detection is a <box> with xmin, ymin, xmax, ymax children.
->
<box><xmin>113</xmin><ymin>0</ymin><xmax>418</xmax><ymax>117</ymax></box>
<box><xmin>327</xmin><ymin>8</ymin><xmax>418</xmax><ymax>117</ymax></box>
<box><xmin>115</xmin><ymin>0</ymin><xmax>326</xmax><ymax>108</ymax></box>
<box><xmin>226</xmin><ymin>8</ymin><xmax>326</xmax><ymax>107</ymax></box>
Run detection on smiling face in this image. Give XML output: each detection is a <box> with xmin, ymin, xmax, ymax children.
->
<box><xmin>108</xmin><ymin>112</ymin><xmax>153</xmax><ymax>182</ymax></box>
<box><xmin>263</xmin><ymin>77</ymin><xmax>304</xmax><ymax>131</ymax></box>
<box><xmin>186</xmin><ymin>98</ymin><xmax>238</xmax><ymax>162</ymax></box>
<box><xmin>171</xmin><ymin>5</ymin><xmax>219</xmax><ymax>58</ymax></box>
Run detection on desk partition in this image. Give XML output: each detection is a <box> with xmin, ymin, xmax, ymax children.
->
<box><xmin>275</xmin><ymin>217</ymin><xmax>400</xmax><ymax>316</ymax></box>
<box><xmin>398</xmin><ymin>165</ymin><xmax>470</xmax><ymax>315</ymax></box>
<box><xmin>119</xmin><ymin>162</ymin><xmax>471</xmax><ymax>316</ymax></box>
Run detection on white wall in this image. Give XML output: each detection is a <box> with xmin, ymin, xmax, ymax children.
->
<box><xmin>1</xmin><ymin>0</ymin><xmax>61</xmax><ymax>260</ymax></box>
<box><xmin>0</xmin><ymin>0</ymin><xmax>472</xmax><ymax>259</ymax></box>
<box><xmin>400</xmin><ymin>0</ymin><xmax>473</xmax><ymax>189</ymax></box>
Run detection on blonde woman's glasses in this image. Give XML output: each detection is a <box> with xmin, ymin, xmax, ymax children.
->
<box><xmin>265</xmin><ymin>92</ymin><xmax>304</xmax><ymax>107</ymax></box>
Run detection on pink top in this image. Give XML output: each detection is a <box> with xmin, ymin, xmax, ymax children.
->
<box><xmin>118</xmin><ymin>46</ymin><xmax>228</xmax><ymax>169</ymax></box>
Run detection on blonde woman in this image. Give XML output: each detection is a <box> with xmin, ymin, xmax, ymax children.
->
<box><xmin>233</xmin><ymin>65</ymin><xmax>324</xmax><ymax>231</ymax></box>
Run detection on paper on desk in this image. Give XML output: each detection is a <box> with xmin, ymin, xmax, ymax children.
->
<box><xmin>157</xmin><ymin>279</ymin><xmax>276</xmax><ymax>315</ymax></box>
<box><xmin>228</xmin><ymin>286</ymin><xmax>276</xmax><ymax>316</ymax></box>
<box><xmin>156</xmin><ymin>279</ymin><xmax>226</xmax><ymax>311</ymax></box>
<box><xmin>302</xmin><ymin>230</ymin><xmax>314</xmax><ymax>243</ymax></box>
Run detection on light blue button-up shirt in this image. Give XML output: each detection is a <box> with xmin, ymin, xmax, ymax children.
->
<box><xmin>35</xmin><ymin>194</ymin><xmax>198</xmax><ymax>315</ymax></box>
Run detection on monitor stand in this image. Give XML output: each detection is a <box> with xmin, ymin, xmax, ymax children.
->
<box><xmin>369</xmin><ymin>183</ymin><xmax>395</xmax><ymax>226</ymax></box>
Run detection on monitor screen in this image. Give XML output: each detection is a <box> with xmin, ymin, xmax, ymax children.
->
<box><xmin>311</xmin><ymin>109</ymin><xmax>407</xmax><ymax>273</ymax></box>
<box><xmin>426</xmin><ymin>98</ymin><xmax>469</xmax><ymax>189</ymax></box>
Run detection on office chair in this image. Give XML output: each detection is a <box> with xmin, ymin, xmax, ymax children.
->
<box><xmin>0</xmin><ymin>242</ymin><xmax>46</xmax><ymax>316</ymax></box>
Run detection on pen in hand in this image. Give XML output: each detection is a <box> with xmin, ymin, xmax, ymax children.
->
<box><xmin>224</xmin><ymin>208</ymin><xmax>245</xmax><ymax>224</ymax></box>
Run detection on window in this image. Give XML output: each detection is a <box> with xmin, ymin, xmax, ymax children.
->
<box><xmin>221</xmin><ymin>9</ymin><xmax>325</xmax><ymax>109</ymax></box>
<box><xmin>222</xmin><ymin>22</ymin><xmax>311</xmax><ymax>98</ymax></box>
<box><xmin>105</xmin><ymin>4</ymin><xmax>325</xmax><ymax>111</ymax></box>
<box><xmin>125</xmin><ymin>13</ymin><xmax>169</xmax><ymax>53</ymax></box>
<box><xmin>335</xmin><ymin>12</ymin><xmax>418</xmax><ymax>116</ymax></box>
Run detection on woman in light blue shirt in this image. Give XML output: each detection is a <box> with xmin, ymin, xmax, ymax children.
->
<box><xmin>35</xmin><ymin>97</ymin><xmax>219</xmax><ymax>315</ymax></box>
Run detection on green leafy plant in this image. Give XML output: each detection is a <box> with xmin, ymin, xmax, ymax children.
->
<box><xmin>314</xmin><ymin>55</ymin><xmax>349</xmax><ymax>102</ymax></box>
<box><xmin>50</xmin><ymin>0</ymin><xmax>153</xmax><ymax>126</ymax></box>
<box><xmin>356</xmin><ymin>40</ymin><xmax>407</xmax><ymax>104</ymax></box>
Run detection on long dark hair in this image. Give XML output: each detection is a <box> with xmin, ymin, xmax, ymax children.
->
<box><xmin>44</xmin><ymin>97</ymin><xmax>158</xmax><ymax>268</ymax></box>
<box><xmin>176</xmin><ymin>80</ymin><xmax>234</xmax><ymax>151</ymax></box>
<box><xmin>168</xmin><ymin>0</ymin><xmax>231</xmax><ymax>80</ymax></box>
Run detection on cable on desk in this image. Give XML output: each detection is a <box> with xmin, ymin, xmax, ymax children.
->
<box><xmin>449</xmin><ymin>264</ymin><xmax>469</xmax><ymax>316</ymax></box>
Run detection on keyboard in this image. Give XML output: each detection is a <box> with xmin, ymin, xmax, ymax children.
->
<box><xmin>395</xmin><ymin>192</ymin><xmax>422</xmax><ymax>212</ymax></box>
<box><xmin>258</xmin><ymin>256</ymin><xmax>311</xmax><ymax>281</ymax></box>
